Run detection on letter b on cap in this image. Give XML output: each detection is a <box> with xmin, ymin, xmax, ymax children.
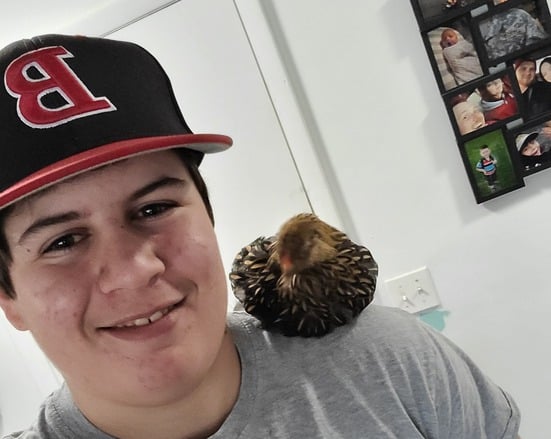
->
<box><xmin>4</xmin><ymin>46</ymin><xmax>116</xmax><ymax>128</ymax></box>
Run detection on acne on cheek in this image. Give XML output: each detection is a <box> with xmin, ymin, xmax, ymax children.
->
<box><xmin>23</xmin><ymin>277</ymin><xmax>85</xmax><ymax>325</ymax></box>
<box><xmin>43</xmin><ymin>293</ymin><xmax>81</xmax><ymax>321</ymax></box>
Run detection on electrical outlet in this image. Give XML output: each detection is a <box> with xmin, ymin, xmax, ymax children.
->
<box><xmin>384</xmin><ymin>266</ymin><xmax>440</xmax><ymax>314</ymax></box>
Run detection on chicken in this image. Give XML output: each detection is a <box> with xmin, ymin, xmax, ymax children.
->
<box><xmin>229</xmin><ymin>213</ymin><xmax>378</xmax><ymax>337</ymax></box>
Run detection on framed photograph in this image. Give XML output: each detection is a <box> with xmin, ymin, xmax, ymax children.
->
<box><xmin>507</xmin><ymin>49</ymin><xmax>551</xmax><ymax>120</ymax></box>
<box><xmin>410</xmin><ymin>0</ymin><xmax>486</xmax><ymax>31</ymax></box>
<box><xmin>461</xmin><ymin>128</ymin><xmax>524</xmax><ymax>202</ymax></box>
<box><xmin>410</xmin><ymin>0</ymin><xmax>551</xmax><ymax>202</ymax></box>
<box><xmin>506</xmin><ymin>114</ymin><xmax>551</xmax><ymax>175</ymax></box>
<box><xmin>423</xmin><ymin>15</ymin><xmax>484</xmax><ymax>92</ymax></box>
<box><xmin>472</xmin><ymin>0</ymin><xmax>551</xmax><ymax>67</ymax></box>
<box><xmin>444</xmin><ymin>68</ymin><xmax>521</xmax><ymax>138</ymax></box>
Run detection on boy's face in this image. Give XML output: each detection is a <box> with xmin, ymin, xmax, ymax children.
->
<box><xmin>480</xmin><ymin>79</ymin><xmax>503</xmax><ymax>101</ymax></box>
<box><xmin>453</xmin><ymin>101</ymin><xmax>486</xmax><ymax>134</ymax></box>
<box><xmin>515</xmin><ymin>61</ymin><xmax>536</xmax><ymax>87</ymax></box>
<box><xmin>521</xmin><ymin>139</ymin><xmax>542</xmax><ymax>156</ymax></box>
<box><xmin>0</xmin><ymin>150</ymin><xmax>229</xmax><ymax>408</ymax></box>
<box><xmin>480</xmin><ymin>147</ymin><xmax>491</xmax><ymax>159</ymax></box>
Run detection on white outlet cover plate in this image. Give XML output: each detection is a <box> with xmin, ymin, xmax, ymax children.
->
<box><xmin>384</xmin><ymin>266</ymin><xmax>441</xmax><ymax>314</ymax></box>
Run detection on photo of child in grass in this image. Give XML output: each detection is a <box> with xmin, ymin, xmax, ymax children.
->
<box><xmin>464</xmin><ymin>129</ymin><xmax>522</xmax><ymax>200</ymax></box>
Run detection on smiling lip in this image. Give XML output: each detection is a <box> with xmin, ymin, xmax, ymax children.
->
<box><xmin>104</xmin><ymin>300</ymin><xmax>184</xmax><ymax>330</ymax></box>
<box><xmin>115</xmin><ymin>304</ymin><xmax>177</xmax><ymax>328</ymax></box>
<box><xmin>99</xmin><ymin>300</ymin><xmax>185</xmax><ymax>341</ymax></box>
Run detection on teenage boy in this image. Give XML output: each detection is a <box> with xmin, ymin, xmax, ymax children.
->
<box><xmin>0</xmin><ymin>34</ymin><xmax>520</xmax><ymax>439</ymax></box>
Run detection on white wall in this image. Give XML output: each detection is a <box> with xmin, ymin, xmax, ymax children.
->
<box><xmin>0</xmin><ymin>318</ymin><xmax>62</xmax><ymax>435</ymax></box>
<box><xmin>0</xmin><ymin>0</ymin><xmax>548</xmax><ymax>437</ymax></box>
<box><xmin>238</xmin><ymin>1</ymin><xmax>551</xmax><ymax>438</ymax></box>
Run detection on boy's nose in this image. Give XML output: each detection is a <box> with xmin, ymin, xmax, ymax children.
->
<box><xmin>96</xmin><ymin>227</ymin><xmax>165</xmax><ymax>294</ymax></box>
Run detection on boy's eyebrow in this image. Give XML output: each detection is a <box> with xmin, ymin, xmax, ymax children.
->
<box><xmin>129</xmin><ymin>176</ymin><xmax>187</xmax><ymax>201</ymax></box>
<box><xmin>17</xmin><ymin>176</ymin><xmax>187</xmax><ymax>245</ymax></box>
<box><xmin>17</xmin><ymin>212</ymin><xmax>81</xmax><ymax>246</ymax></box>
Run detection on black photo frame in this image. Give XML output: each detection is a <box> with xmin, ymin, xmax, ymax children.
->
<box><xmin>423</xmin><ymin>14</ymin><xmax>485</xmax><ymax>93</ymax></box>
<box><xmin>472</xmin><ymin>0</ymin><xmax>551</xmax><ymax>68</ymax></box>
<box><xmin>506</xmin><ymin>113</ymin><xmax>551</xmax><ymax>175</ymax></box>
<box><xmin>460</xmin><ymin>128</ymin><xmax>525</xmax><ymax>202</ymax></box>
<box><xmin>506</xmin><ymin>47</ymin><xmax>551</xmax><ymax>121</ymax></box>
<box><xmin>411</xmin><ymin>0</ymin><xmax>551</xmax><ymax>202</ymax></box>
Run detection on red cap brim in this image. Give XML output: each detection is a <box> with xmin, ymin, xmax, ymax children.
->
<box><xmin>0</xmin><ymin>133</ymin><xmax>232</xmax><ymax>208</ymax></box>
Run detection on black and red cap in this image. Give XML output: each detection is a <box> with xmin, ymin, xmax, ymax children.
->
<box><xmin>0</xmin><ymin>34</ymin><xmax>232</xmax><ymax>209</ymax></box>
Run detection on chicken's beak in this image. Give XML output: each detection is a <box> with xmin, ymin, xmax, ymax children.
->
<box><xmin>279</xmin><ymin>253</ymin><xmax>293</xmax><ymax>273</ymax></box>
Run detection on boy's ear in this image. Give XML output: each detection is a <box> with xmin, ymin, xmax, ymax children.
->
<box><xmin>0</xmin><ymin>290</ymin><xmax>28</xmax><ymax>331</ymax></box>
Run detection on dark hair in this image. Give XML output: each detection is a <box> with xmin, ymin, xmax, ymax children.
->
<box><xmin>176</xmin><ymin>149</ymin><xmax>215</xmax><ymax>225</ymax></box>
<box><xmin>0</xmin><ymin>148</ymin><xmax>214</xmax><ymax>299</ymax></box>
<box><xmin>513</xmin><ymin>58</ymin><xmax>536</xmax><ymax>70</ymax></box>
<box><xmin>0</xmin><ymin>205</ymin><xmax>14</xmax><ymax>298</ymax></box>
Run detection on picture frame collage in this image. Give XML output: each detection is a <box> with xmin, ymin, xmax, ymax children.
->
<box><xmin>410</xmin><ymin>0</ymin><xmax>551</xmax><ymax>203</ymax></box>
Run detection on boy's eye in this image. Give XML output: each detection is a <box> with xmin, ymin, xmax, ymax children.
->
<box><xmin>136</xmin><ymin>202</ymin><xmax>176</xmax><ymax>219</ymax></box>
<box><xmin>43</xmin><ymin>234</ymin><xmax>83</xmax><ymax>254</ymax></box>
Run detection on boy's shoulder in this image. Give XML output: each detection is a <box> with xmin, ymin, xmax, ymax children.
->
<box><xmin>227</xmin><ymin>304</ymin><xmax>439</xmax><ymax>362</ymax></box>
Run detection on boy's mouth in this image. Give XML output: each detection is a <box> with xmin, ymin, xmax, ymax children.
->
<box><xmin>114</xmin><ymin>302</ymin><xmax>180</xmax><ymax>328</ymax></box>
<box><xmin>101</xmin><ymin>299</ymin><xmax>184</xmax><ymax>330</ymax></box>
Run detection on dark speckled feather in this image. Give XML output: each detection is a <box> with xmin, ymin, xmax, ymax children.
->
<box><xmin>229</xmin><ymin>213</ymin><xmax>378</xmax><ymax>337</ymax></box>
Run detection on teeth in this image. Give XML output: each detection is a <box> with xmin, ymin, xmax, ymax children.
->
<box><xmin>132</xmin><ymin>317</ymin><xmax>150</xmax><ymax>327</ymax></box>
<box><xmin>148</xmin><ymin>310</ymin><xmax>165</xmax><ymax>323</ymax></box>
<box><xmin>115</xmin><ymin>305</ymin><xmax>173</xmax><ymax>328</ymax></box>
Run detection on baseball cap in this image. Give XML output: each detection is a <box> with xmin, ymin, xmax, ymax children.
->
<box><xmin>0</xmin><ymin>34</ymin><xmax>232</xmax><ymax>209</ymax></box>
<box><xmin>515</xmin><ymin>132</ymin><xmax>539</xmax><ymax>151</ymax></box>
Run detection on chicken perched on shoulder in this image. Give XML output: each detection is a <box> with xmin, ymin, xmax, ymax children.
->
<box><xmin>229</xmin><ymin>213</ymin><xmax>378</xmax><ymax>337</ymax></box>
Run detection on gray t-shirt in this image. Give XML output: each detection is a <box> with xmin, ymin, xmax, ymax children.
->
<box><xmin>4</xmin><ymin>305</ymin><xmax>520</xmax><ymax>438</ymax></box>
